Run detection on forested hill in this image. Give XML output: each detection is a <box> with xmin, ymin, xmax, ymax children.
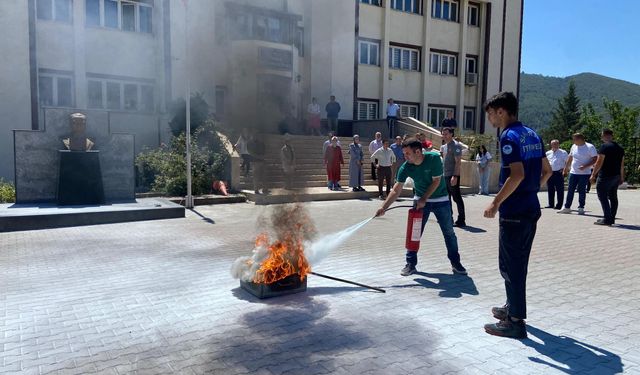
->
<box><xmin>519</xmin><ymin>72</ymin><xmax>640</xmax><ymax>130</ymax></box>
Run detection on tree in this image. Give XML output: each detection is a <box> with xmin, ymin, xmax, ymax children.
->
<box><xmin>601</xmin><ymin>99</ymin><xmax>640</xmax><ymax>182</ymax></box>
<box><xmin>578</xmin><ymin>103</ymin><xmax>603</xmax><ymax>145</ymax></box>
<box><xmin>542</xmin><ymin>80</ymin><xmax>581</xmax><ymax>143</ymax></box>
<box><xmin>169</xmin><ymin>92</ymin><xmax>210</xmax><ymax>136</ymax></box>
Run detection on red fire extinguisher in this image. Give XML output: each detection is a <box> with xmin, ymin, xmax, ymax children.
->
<box><xmin>405</xmin><ymin>202</ymin><xmax>423</xmax><ymax>251</ymax></box>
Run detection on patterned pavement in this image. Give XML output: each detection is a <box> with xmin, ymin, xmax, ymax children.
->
<box><xmin>1</xmin><ymin>190</ymin><xmax>639</xmax><ymax>374</ymax></box>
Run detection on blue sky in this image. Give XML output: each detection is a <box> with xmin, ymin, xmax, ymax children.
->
<box><xmin>521</xmin><ymin>0</ymin><xmax>640</xmax><ymax>84</ymax></box>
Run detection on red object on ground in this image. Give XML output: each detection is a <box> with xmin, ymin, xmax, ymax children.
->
<box><xmin>212</xmin><ymin>180</ymin><xmax>229</xmax><ymax>196</ymax></box>
<box><xmin>405</xmin><ymin>208</ymin><xmax>423</xmax><ymax>251</ymax></box>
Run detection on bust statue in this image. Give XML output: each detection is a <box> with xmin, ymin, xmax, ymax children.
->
<box><xmin>63</xmin><ymin>112</ymin><xmax>94</xmax><ymax>151</ymax></box>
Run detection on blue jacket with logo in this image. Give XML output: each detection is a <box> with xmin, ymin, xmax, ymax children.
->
<box><xmin>499</xmin><ymin>122</ymin><xmax>544</xmax><ymax>216</ymax></box>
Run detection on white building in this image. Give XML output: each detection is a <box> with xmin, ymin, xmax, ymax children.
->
<box><xmin>0</xmin><ymin>0</ymin><xmax>523</xmax><ymax>183</ymax></box>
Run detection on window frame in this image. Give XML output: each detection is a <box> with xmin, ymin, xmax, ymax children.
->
<box><xmin>431</xmin><ymin>0</ymin><xmax>459</xmax><ymax>22</ymax></box>
<box><xmin>357</xmin><ymin>99</ymin><xmax>380</xmax><ymax>120</ymax></box>
<box><xmin>86</xmin><ymin>75</ymin><xmax>155</xmax><ymax>113</ymax></box>
<box><xmin>429</xmin><ymin>50</ymin><xmax>457</xmax><ymax>76</ymax></box>
<box><xmin>358</xmin><ymin>38</ymin><xmax>381</xmax><ymax>66</ymax></box>
<box><xmin>38</xmin><ymin>71</ymin><xmax>75</xmax><ymax>108</ymax></box>
<box><xmin>467</xmin><ymin>3</ymin><xmax>480</xmax><ymax>27</ymax></box>
<box><xmin>37</xmin><ymin>0</ymin><xmax>73</xmax><ymax>23</ymax></box>
<box><xmin>395</xmin><ymin>102</ymin><xmax>420</xmax><ymax>119</ymax></box>
<box><xmin>389</xmin><ymin>44</ymin><xmax>421</xmax><ymax>72</ymax></box>
<box><xmin>390</xmin><ymin>0</ymin><xmax>421</xmax><ymax>14</ymax></box>
<box><xmin>360</xmin><ymin>0</ymin><xmax>381</xmax><ymax>6</ymax></box>
<box><xmin>464</xmin><ymin>107</ymin><xmax>476</xmax><ymax>131</ymax></box>
<box><xmin>427</xmin><ymin>105</ymin><xmax>456</xmax><ymax>127</ymax></box>
<box><xmin>86</xmin><ymin>0</ymin><xmax>153</xmax><ymax>34</ymax></box>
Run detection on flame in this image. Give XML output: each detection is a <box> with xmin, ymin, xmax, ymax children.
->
<box><xmin>252</xmin><ymin>233</ymin><xmax>311</xmax><ymax>284</ymax></box>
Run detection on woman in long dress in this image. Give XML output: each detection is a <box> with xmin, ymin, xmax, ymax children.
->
<box><xmin>475</xmin><ymin>145</ymin><xmax>492</xmax><ymax>195</ymax></box>
<box><xmin>324</xmin><ymin>136</ymin><xmax>344</xmax><ymax>190</ymax></box>
<box><xmin>348</xmin><ymin>135</ymin><xmax>364</xmax><ymax>192</ymax></box>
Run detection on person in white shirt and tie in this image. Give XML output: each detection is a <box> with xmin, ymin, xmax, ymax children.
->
<box><xmin>386</xmin><ymin>98</ymin><xmax>400</xmax><ymax>139</ymax></box>
<box><xmin>370</xmin><ymin>139</ymin><xmax>396</xmax><ymax>199</ymax></box>
<box><xmin>545</xmin><ymin>139</ymin><xmax>569</xmax><ymax>209</ymax></box>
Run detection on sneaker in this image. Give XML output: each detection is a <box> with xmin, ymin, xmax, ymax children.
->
<box><xmin>594</xmin><ymin>219</ymin><xmax>613</xmax><ymax>226</ymax></box>
<box><xmin>558</xmin><ymin>208</ymin><xmax>572</xmax><ymax>214</ymax></box>
<box><xmin>352</xmin><ymin>188</ymin><xmax>359</xmax><ymax>192</ymax></box>
<box><xmin>451</xmin><ymin>263</ymin><xmax>467</xmax><ymax>275</ymax></box>
<box><xmin>484</xmin><ymin>318</ymin><xmax>527</xmax><ymax>339</ymax></box>
<box><xmin>454</xmin><ymin>221</ymin><xmax>466</xmax><ymax>227</ymax></box>
<box><xmin>491</xmin><ymin>305</ymin><xmax>508</xmax><ymax>320</ymax></box>
<box><xmin>554</xmin><ymin>205</ymin><xmax>562</xmax><ymax>210</ymax></box>
<box><xmin>400</xmin><ymin>264</ymin><xmax>416</xmax><ymax>276</ymax></box>
<box><xmin>578</xmin><ymin>207</ymin><xmax>585</xmax><ymax>215</ymax></box>
<box><xmin>335</xmin><ymin>183</ymin><xmax>342</xmax><ymax>189</ymax></box>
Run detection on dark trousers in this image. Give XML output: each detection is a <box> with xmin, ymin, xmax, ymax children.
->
<box><xmin>546</xmin><ymin>170</ymin><xmax>564</xmax><ymax>208</ymax></box>
<box><xmin>371</xmin><ymin>161</ymin><xmax>377</xmax><ymax>180</ymax></box>
<box><xmin>565</xmin><ymin>174</ymin><xmax>589</xmax><ymax>209</ymax></box>
<box><xmin>327</xmin><ymin>118</ymin><xmax>338</xmax><ymax>133</ymax></box>
<box><xmin>596</xmin><ymin>175</ymin><xmax>620</xmax><ymax>224</ymax></box>
<box><xmin>445</xmin><ymin>176</ymin><xmax>465</xmax><ymax>222</ymax></box>
<box><xmin>499</xmin><ymin>210</ymin><xmax>541</xmax><ymax>320</ymax></box>
<box><xmin>386</xmin><ymin>116</ymin><xmax>397</xmax><ymax>139</ymax></box>
<box><xmin>377</xmin><ymin>166</ymin><xmax>392</xmax><ymax>195</ymax></box>
<box><xmin>240</xmin><ymin>154</ymin><xmax>252</xmax><ymax>176</ymax></box>
<box><xmin>406</xmin><ymin>201</ymin><xmax>461</xmax><ymax>267</ymax></box>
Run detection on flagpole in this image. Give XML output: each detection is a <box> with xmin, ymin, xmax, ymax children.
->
<box><xmin>184</xmin><ymin>0</ymin><xmax>193</xmax><ymax>208</ymax></box>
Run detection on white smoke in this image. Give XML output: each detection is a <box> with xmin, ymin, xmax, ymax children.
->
<box><xmin>303</xmin><ymin>217</ymin><xmax>373</xmax><ymax>265</ymax></box>
<box><xmin>230</xmin><ymin>243</ymin><xmax>270</xmax><ymax>282</ymax></box>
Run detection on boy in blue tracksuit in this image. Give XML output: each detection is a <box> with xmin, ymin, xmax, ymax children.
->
<box><xmin>482</xmin><ymin>92</ymin><xmax>552</xmax><ymax>339</ymax></box>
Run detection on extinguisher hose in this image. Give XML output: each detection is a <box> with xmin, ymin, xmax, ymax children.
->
<box><xmin>383</xmin><ymin>205</ymin><xmax>415</xmax><ymax>213</ymax></box>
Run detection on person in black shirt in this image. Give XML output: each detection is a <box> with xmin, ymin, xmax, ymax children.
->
<box><xmin>441</xmin><ymin>110</ymin><xmax>457</xmax><ymax>128</ymax></box>
<box><xmin>590</xmin><ymin>129</ymin><xmax>625</xmax><ymax>225</ymax></box>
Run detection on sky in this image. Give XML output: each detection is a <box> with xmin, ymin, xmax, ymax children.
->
<box><xmin>521</xmin><ymin>0</ymin><xmax>640</xmax><ymax>84</ymax></box>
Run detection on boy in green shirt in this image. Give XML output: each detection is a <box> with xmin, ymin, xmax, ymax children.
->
<box><xmin>375</xmin><ymin>138</ymin><xmax>467</xmax><ymax>276</ymax></box>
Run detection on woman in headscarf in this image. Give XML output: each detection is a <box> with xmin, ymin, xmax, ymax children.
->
<box><xmin>324</xmin><ymin>136</ymin><xmax>344</xmax><ymax>190</ymax></box>
<box><xmin>348</xmin><ymin>135</ymin><xmax>365</xmax><ymax>192</ymax></box>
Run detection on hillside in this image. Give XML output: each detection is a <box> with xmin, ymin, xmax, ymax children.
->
<box><xmin>519</xmin><ymin>72</ymin><xmax>640</xmax><ymax>130</ymax></box>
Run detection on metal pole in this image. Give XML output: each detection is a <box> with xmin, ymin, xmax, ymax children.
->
<box><xmin>184</xmin><ymin>1</ymin><xmax>193</xmax><ymax>208</ymax></box>
<box><xmin>310</xmin><ymin>272</ymin><xmax>386</xmax><ymax>293</ymax></box>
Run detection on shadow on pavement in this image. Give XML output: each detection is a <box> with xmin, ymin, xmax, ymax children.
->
<box><xmin>387</xmin><ymin>272</ymin><xmax>479</xmax><ymax>298</ymax></box>
<box><xmin>457</xmin><ymin>225</ymin><xmax>487</xmax><ymax>233</ymax></box>
<box><xmin>231</xmin><ymin>285</ymin><xmax>373</xmax><ymax>303</ymax></box>
<box><xmin>523</xmin><ymin>325</ymin><xmax>624</xmax><ymax>374</ymax></box>
<box><xmin>189</xmin><ymin>208</ymin><xmax>216</xmax><ymax>224</ymax></box>
<box><xmin>613</xmin><ymin>224</ymin><xmax>640</xmax><ymax>231</ymax></box>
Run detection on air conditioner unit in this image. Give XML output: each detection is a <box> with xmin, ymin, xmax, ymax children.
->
<box><xmin>465</xmin><ymin>72</ymin><xmax>478</xmax><ymax>86</ymax></box>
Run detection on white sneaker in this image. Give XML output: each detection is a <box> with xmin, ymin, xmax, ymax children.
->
<box><xmin>558</xmin><ymin>208</ymin><xmax>572</xmax><ymax>214</ymax></box>
<box><xmin>578</xmin><ymin>208</ymin><xmax>585</xmax><ymax>215</ymax></box>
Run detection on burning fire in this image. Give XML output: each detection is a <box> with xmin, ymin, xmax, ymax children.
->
<box><xmin>231</xmin><ymin>204</ymin><xmax>316</xmax><ymax>284</ymax></box>
<box><xmin>251</xmin><ymin>232</ymin><xmax>311</xmax><ymax>284</ymax></box>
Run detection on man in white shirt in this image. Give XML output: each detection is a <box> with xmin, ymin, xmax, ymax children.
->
<box><xmin>559</xmin><ymin>133</ymin><xmax>597</xmax><ymax>215</ymax></box>
<box><xmin>369</xmin><ymin>132</ymin><xmax>383</xmax><ymax>181</ymax></box>
<box><xmin>371</xmin><ymin>139</ymin><xmax>396</xmax><ymax>199</ymax></box>
<box><xmin>545</xmin><ymin>139</ymin><xmax>569</xmax><ymax>209</ymax></box>
<box><xmin>386</xmin><ymin>98</ymin><xmax>400</xmax><ymax>139</ymax></box>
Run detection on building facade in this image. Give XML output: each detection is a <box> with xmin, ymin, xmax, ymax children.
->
<box><xmin>0</xmin><ymin>0</ymin><xmax>523</xmax><ymax>183</ymax></box>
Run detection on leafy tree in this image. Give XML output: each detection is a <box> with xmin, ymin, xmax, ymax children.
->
<box><xmin>601</xmin><ymin>99</ymin><xmax>640</xmax><ymax>182</ymax></box>
<box><xmin>542</xmin><ymin>81</ymin><xmax>580</xmax><ymax>143</ymax></box>
<box><xmin>578</xmin><ymin>103</ymin><xmax>603</xmax><ymax>145</ymax></box>
<box><xmin>169</xmin><ymin>92</ymin><xmax>210</xmax><ymax>136</ymax></box>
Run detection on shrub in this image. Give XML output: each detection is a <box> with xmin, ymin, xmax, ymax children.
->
<box><xmin>136</xmin><ymin>120</ymin><xmax>230</xmax><ymax>196</ymax></box>
<box><xmin>168</xmin><ymin>92</ymin><xmax>210</xmax><ymax>136</ymax></box>
<box><xmin>0</xmin><ymin>179</ymin><xmax>16</xmax><ymax>203</ymax></box>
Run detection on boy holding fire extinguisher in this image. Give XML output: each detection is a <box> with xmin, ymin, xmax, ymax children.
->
<box><xmin>374</xmin><ymin>139</ymin><xmax>467</xmax><ymax>277</ymax></box>
<box><xmin>482</xmin><ymin>92</ymin><xmax>552</xmax><ymax>339</ymax></box>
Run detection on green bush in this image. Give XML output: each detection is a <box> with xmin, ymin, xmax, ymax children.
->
<box><xmin>136</xmin><ymin>120</ymin><xmax>230</xmax><ymax>196</ymax></box>
<box><xmin>168</xmin><ymin>92</ymin><xmax>210</xmax><ymax>136</ymax></box>
<box><xmin>0</xmin><ymin>179</ymin><xmax>16</xmax><ymax>203</ymax></box>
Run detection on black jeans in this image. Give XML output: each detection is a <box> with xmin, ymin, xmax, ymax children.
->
<box><xmin>499</xmin><ymin>210</ymin><xmax>541</xmax><ymax>320</ymax></box>
<box><xmin>371</xmin><ymin>161</ymin><xmax>378</xmax><ymax>180</ymax></box>
<box><xmin>596</xmin><ymin>175</ymin><xmax>620</xmax><ymax>224</ymax></box>
<box><xmin>546</xmin><ymin>170</ymin><xmax>564</xmax><ymax>208</ymax></box>
<box><xmin>445</xmin><ymin>176</ymin><xmax>465</xmax><ymax>222</ymax></box>
<box><xmin>377</xmin><ymin>166</ymin><xmax>392</xmax><ymax>195</ymax></box>
<box><xmin>386</xmin><ymin>116</ymin><xmax>397</xmax><ymax>139</ymax></box>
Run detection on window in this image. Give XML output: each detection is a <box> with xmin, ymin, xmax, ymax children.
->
<box><xmin>87</xmin><ymin>78</ymin><xmax>155</xmax><ymax>112</ymax></box>
<box><xmin>87</xmin><ymin>0</ymin><xmax>153</xmax><ymax>34</ymax></box>
<box><xmin>391</xmin><ymin>0</ymin><xmax>420</xmax><ymax>14</ymax></box>
<box><xmin>38</xmin><ymin>73</ymin><xmax>74</xmax><ymax>107</ymax></box>
<box><xmin>432</xmin><ymin>0</ymin><xmax>458</xmax><ymax>22</ymax></box>
<box><xmin>389</xmin><ymin>46</ymin><xmax>419</xmax><ymax>71</ymax></box>
<box><xmin>464</xmin><ymin>108</ymin><xmax>475</xmax><ymax>130</ymax></box>
<box><xmin>37</xmin><ymin>0</ymin><xmax>72</xmax><ymax>23</ymax></box>
<box><xmin>357</xmin><ymin>100</ymin><xmax>378</xmax><ymax>120</ymax></box>
<box><xmin>360</xmin><ymin>0</ymin><xmax>381</xmax><ymax>5</ymax></box>
<box><xmin>428</xmin><ymin>106</ymin><xmax>453</xmax><ymax>127</ymax></box>
<box><xmin>468</xmin><ymin>4</ymin><xmax>479</xmax><ymax>26</ymax></box>
<box><xmin>359</xmin><ymin>39</ymin><xmax>380</xmax><ymax>66</ymax></box>
<box><xmin>399</xmin><ymin>104</ymin><xmax>419</xmax><ymax>119</ymax></box>
<box><xmin>429</xmin><ymin>52</ymin><xmax>457</xmax><ymax>75</ymax></box>
<box><xmin>465</xmin><ymin>56</ymin><xmax>477</xmax><ymax>74</ymax></box>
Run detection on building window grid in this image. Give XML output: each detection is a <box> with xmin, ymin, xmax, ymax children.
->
<box><xmin>87</xmin><ymin>79</ymin><xmax>154</xmax><ymax>112</ymax></box>
<box><xmin>37</xmin><ymin>0</ymin><xmax>72</xmax><ymax>23</ymax></box>
<box><xmin>464</xmin><ymin>108</ymin><xmax>475</xmax><ymax>130</ymax></box>
<box><xmin>359</xmin><ymin>39</ymin><xmax>380</xmax><ymax>66</ymax></box>
<box><xmin>38</xmin><ymin>73</ymin><xmax>74</xmax><ymax>108</ymax></box>
<box><xmin>357</xmin><ymin>100</ymin><xmax>379</xmax><ymax>120</ymax></box>
<box><xmin>429</xmin><ymin>52</ymin><xmax>457</xmax><ymax>76</ymax></box>
<box><xmin>432</xmin><ymin>0</ymin><xmax>459</xmax><ymax>22</ymax></box>
<box><xmin>398</xmin><ymin>104</ymin><xmax>419</xmax><ymax>119</ymax></box>
<box><xmin>428</xmin><ymin>106</ymin><xmax>454</xmax><ymax>127</ymax></box>
<box><xmin>360</xmin><ymin>0</ymin><xmax>381</xmax><ymax>5</ymax></box>
<box><xmin>390</xmin><ymin>0</ymin><xmax>420</xmax><ymax>14</ymax></box>
<box><xmin>468</xmin><ymin>4</ymin><xmax>480</xmax><ymax>26</ymax></box>
<box><xmin>389</xmin><ymin>46</ymin><xmax>419</xmax><ymax>71</ymax></box>
<box><xmin>86</xmin><ymin>0</ymin><xmax>153</xmax><ymax>34</ymax></box>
